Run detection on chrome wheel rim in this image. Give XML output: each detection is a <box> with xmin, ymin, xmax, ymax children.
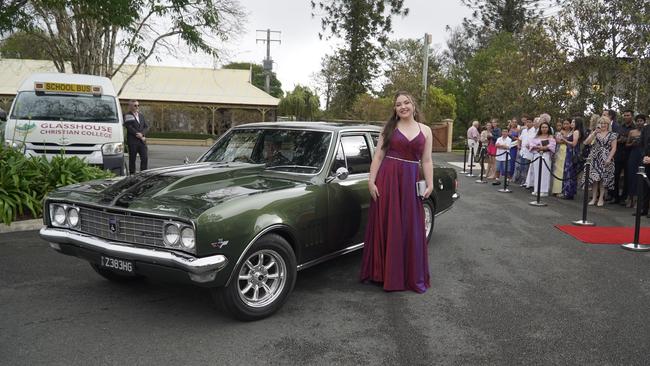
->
<box><xmin>424</xmin><ymin>203</ymin><xmax>433</xmax><ymax>238</ymax></box>
<box><xmin>237</xmin><ymin>249</ymin><xmax>287</xmax><ymax>308</ymax></box>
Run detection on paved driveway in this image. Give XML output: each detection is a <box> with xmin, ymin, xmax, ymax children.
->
<box><xmin>1</xmin><ymin>150</ymin><xmax>649</xmax><ymax>365</ymax></box>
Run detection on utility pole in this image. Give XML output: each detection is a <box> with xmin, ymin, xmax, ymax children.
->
<box><xmin>256</xmin><ymin>29</ymin><xmax>281</xmax><ymax>94</ymax></box>
<box><xmin>421</xmin><ymin>33</ymin><xmax>432</xmax><ymax>108</ymax></box>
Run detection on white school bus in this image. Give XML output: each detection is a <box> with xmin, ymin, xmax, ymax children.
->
<box><xmin>4</xmin><ymin>73</ymin><xmax>126</xmax><ymax>175</ymax></box>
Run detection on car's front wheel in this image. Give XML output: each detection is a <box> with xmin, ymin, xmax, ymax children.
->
<box><xmin>423</xmin><ymin>199</ymin><xmax>435</xmax><ymax>243</ymax></box>
<box><xmin>213</xmin><ymin>233</ymin><xmax>296</xmax><ymax>321</ymax></box>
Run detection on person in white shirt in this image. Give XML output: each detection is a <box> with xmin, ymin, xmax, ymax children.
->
<box><xmin>493</xmin><ymin>128</ymin><xmax>512</xmax><ymax>184</ymax></box>
<box><xmin>514</xmin><ymin>116</ymin><xmax>533</xmax><ymax>185</ymax></box>
<box><xmin>525</xmin><ymin>116</ymin><xmax>543</xmax><ymax>188</ymax></box>
<box><xmin>466</xmin><ymin>121</ymin><xmax>480</xmax><ymax>167</ymax></box>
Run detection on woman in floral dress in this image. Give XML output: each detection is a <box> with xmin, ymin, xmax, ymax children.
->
<box><xmin>583</xmin><ymin>116</ymin><xmax>618</xmax><ymax>207</ymax></box>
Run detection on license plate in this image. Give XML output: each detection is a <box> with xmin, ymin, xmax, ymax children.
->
<box><xmin>100</xmin><ymin>256</ymin><xmax>134</xmax><ymax>274</ymax></box>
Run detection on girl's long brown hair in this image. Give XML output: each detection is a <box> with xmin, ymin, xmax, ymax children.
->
<box><xmin>381</xmin><ymin>91</ymin><xmax>423</xmax><ymax>151</ymax></box>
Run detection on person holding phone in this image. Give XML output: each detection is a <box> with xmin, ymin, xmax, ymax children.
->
<box><xmin>528</xmin><ymin>121</ymin><xmax>556</xmax><ymax>196</ymax></box>
<box><xmin>583</xmin><ymin>116</ymin><xmax>618</xmax><ymax>206</ymax></box>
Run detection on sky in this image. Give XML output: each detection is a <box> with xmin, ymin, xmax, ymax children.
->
<box><xmin>164</xmin><ymin>1</ymin><xmax>472</xmax><ymax>94</ymax></box>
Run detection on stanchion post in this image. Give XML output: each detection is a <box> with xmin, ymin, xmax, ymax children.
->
<box><xmin>467</xmin><ymin>147</ymin><xmax>476</xmax><ymax>177</ymax></box>
<box><xmin>573</xmin><ymin>162</ymin><xmax>595</xmax><ymax>226</ymax></box>
<box><xmin>498</xmin><ymin>151</ymin><xmax>511</xmax><ymax>193</ymax></box>
<box><xmin>622</xmin><ymin>166</ymin><xmax>650</xmax><ymax>251</ymax></box>
<box><xmin>461</xmin><ymin>143</ymin><xmax>468</xmax><ymax>174</ymax></box>
<box><xmin>476</xmin><ymin>148</ymin><xmax>486</xmax><ymax>184</ymax></box>
<box><xmin>529</xmin><ymin>156</ymin><xmax>547</xmax><ymax>206</ymax></box>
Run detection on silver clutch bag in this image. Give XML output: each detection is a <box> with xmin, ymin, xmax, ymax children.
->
<box><xmin>416</xmin><ymin>180</ymin><xmax>427</xmax><ymax>197</ymax></box>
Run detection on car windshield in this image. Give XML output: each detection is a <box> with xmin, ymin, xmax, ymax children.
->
<box><xmin>10</xmin><ymin>91</ymin><xmax>119</xmax><ymax>122</ymax></box>
<box><xmin>202</xmin><ymin>128</ymin><xmax>332</xmax><ymax>173</ymax></box>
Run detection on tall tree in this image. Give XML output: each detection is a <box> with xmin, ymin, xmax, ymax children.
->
<box><xmin>223</xmin><ymin>62</ymin><xmax>283</xmax><ymax>98</ymax></box>
<box><xmin>278</xmin><ymin>85</ymin><xmax>320</xmax><ymax>121</ymax></box>
<box><xmin>460</xmin><ymin>0</ymin><xmax>549</xmax><ymax>43</ymax></box>
<box><xmin>0</xmin><ymin>31</ymin><xmax>51</xmax><ymax>59</ymax></box>
<box><xmin>379</xmin><ymin>38</ymin><xmax>442</xmax><ymax>102</ymax></box>
<box><xmin>311</xmin><ymin>0</ymin><xmax>408</xmax><ymax>114</ymax></box>
<box><xmin>2</xmin><ymin>0</ymin><xmax>245</xmax><ymax>95</ymax></box>
<box><xmin>547</xmin><ymin>0</ymin><xmax>649</xmax><ymax>111</ymax></box>
<box><xmin>311</xmin><ymin>52</ymin><xmax>343</xmax><ymax>111</ymax></box>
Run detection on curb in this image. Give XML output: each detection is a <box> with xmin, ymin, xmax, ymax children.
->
<box><xmin>0</xmin><ymin>219</ymin><xmax>43</xmax><ymax>234</ymax></box>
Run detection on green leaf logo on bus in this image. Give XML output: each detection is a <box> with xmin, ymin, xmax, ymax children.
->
<box><xmin>16</xmin><ymin>122</ymin><xmax>36</xmax><ymax>134</ymax></box>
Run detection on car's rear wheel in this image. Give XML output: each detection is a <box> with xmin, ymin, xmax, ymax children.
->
<box><xmin>90</xmin><ymin>263</ymin><xmax>143</xmax><ymax>283</ymax></box>
<box><xmin>423</xmin><ymin>199</ymin><xmax>435</xmax><ymax>243</ymax></box>
<box><xmin>213</xmin><ymin>233</ymin><xmax>296</xmax><ymax>321</ymax></box>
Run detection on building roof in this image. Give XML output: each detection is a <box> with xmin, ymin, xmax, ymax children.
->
<box><xmin>0</xmin><ymin>59</ymin><xmax>279</xmax><ymax>107</ymax></box>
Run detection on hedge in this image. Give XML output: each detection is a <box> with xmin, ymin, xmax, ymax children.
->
<box><xmin>0</xmin><ymin>146</ymin><xmax>114</xmax><ymax>225</ymax></box>
<box><xmin>147</xmin><ymin>132</ymin><xmax>217</xmax><ymax>140</ymax></box>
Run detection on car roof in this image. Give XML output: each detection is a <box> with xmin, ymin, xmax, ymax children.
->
<box><xmin>234</xmin><ymin>121</ymin><xmax>384</xmax><ymax>132</ymax></box>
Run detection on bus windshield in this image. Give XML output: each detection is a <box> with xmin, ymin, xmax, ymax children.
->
<box><xmin>10</xmin><ymin>91</ymin><xmax>119</xmax><ymax>123</ymax></box>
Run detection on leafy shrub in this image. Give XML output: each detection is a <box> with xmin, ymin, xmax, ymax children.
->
<box><xmin>0</xmin><ymin>146</ymin><xmax>114</xmax><ymax>225</ymax></box>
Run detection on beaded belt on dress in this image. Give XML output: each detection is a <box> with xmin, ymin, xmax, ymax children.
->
<box><xmin>385</xmin><ymin>155</ymin><xmax>420</xmax><ymax>164</ymax></box>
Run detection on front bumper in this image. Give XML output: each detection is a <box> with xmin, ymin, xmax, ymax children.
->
<box><xmin>39</xmin><ymin>227</ymin><xmax>228</xmax><ymax>285</ymax></box>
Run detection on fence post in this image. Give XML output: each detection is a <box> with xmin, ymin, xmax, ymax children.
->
<box><xmin>467</xmin><ymin>147</ymin><xmax>476</xmax><ymax>177</ymax></box>
<box><xmin>461</xmin><ymin>142</ymin><xmax>468</xmax><ymax>174</ymax></box>
<box><xmin>573</xmin><ymin>162</ymin><xmax>595</xmax><ymax>226</ymax></box>
<box><xmin>498</xmin><ymin>150</ymin><xmax>511</xmax><ymax>193</ymax></box>
<box><xmin>475</xmin><ymin>148</ymin><xmax>487</xmax><ymax>184</ymax></box>
<box><xmin>529</xmin><ymin>155</ymin><xmax>547</xmax><ymax>207</ymax></box>
<box><xmin>622</xmin><ymin>166</ymin><xmax>650</xmax><ymax>251</ymax></box>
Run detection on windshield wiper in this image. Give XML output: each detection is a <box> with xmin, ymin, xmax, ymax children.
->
<box><xmin>265</xmin><ymin>165</ymin><xmax>319</xmax><ymax>171</ymax></box>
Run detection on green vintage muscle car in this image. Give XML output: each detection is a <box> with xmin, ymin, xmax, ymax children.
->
<box><xmin>39</xmin><ymin>122</ymin><xmax>459</xmax><ymax>320</ymax></box>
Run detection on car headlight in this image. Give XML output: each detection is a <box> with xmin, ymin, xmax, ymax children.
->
<box><xmin>164</xmin><ymin>223</ymin><xmax>180</xmax><ymax>246</ymax></box>
<box><xmin>67</xmin><ymin>207</ymin><xmax>80</xmax><ymax>227</ymax></box>
<box><xmin>180</xmin><ymin>227</ymin><xmax>195</xmax><ymax>249</ymax></box>
<box><xmin>102</xmin><ymin>142</ymin><xmax>124</xmax><ymax>155</ymax></box>
<box><xmin>52</xmin><ymin>205</ymin><xmax>67</xmax><ymax>226</ymax></box>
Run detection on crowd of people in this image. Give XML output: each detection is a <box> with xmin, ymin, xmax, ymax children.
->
<box><xmin>466</xmin><ymin>110</ymin><xmax>650</xmax><ymax>217</ymax></box>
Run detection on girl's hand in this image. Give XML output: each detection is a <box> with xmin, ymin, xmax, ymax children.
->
<box><xmin>423</xmin><ymin>185</ymin><xmax>433</xmax><ymax>199</ymax></box>
<box><xmin>369</xmin><ymin>182</ymin><xmax>380</xmax><ymax>201</ymax></box>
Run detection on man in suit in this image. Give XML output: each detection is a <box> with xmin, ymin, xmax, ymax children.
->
<box><xmin>639</xmin><ymin>115</ymin><xmax>650</xmax><ymax>217</ymax></box>
<box><xmin>124</xmin><ymin>100</ymin><xmax>149</xmax><ymax>173</ymax></box>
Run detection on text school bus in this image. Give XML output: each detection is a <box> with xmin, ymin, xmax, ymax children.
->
<box><xmin>4</xmin><ymin>73</ymin><xmax>126</xmax><ymax>175</ymax></box>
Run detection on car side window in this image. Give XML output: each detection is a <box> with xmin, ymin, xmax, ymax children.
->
<box><xmin>370</xmin><ymin>133</ymin><xmax>380</xmax><ymax>148</ymax></box>
<box><xmin>330</xmin><ymin>141</ymin><xmax>347</xmax><ymax>174</ymax></box>
<box><xmin>340</xmin><ymin>135</ymin><xmax>371</xmax><ymax>174</ymax></box>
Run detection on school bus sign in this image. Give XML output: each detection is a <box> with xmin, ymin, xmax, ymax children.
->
<box><xmin>35</xmin><ymin>82</ymin><xmax>102</xmax><ymax>95</ymax></box>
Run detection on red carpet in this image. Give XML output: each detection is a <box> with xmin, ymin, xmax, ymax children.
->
<box><xmin>555</xmin><ymin>225</ymin><xmax>650</xmax><ymax>245</ymax></box>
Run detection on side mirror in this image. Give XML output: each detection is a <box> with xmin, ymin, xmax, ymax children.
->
<box><xmin>326</xmin><ymin>167</ymin><xmax>349</xmax><ymax>183</ymax></box>
<box><xmin>0</xmin><ymin>109</ymin><xmax>6</xmax><ymax>122</ymax></box>
<box><xmin>335</xmin><ymin>167</ymin><xmax>349</xmax><ymax>181</ymax></box>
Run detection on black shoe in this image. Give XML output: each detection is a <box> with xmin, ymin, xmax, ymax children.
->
<box><xmin>634</xmin><ymin>211</ymin><xmax>648</xmax><ymax>216</ymax></box>
<box><xmin>492</xmin><ymin>181</ymin><xmax>501</xmax><ymax>185</ymax></box>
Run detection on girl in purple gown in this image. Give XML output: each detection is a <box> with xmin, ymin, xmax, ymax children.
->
<box><xmin>561</xmin><ymin>117</ymin><xmax>584</xmax><ymax>199</ymax></box>
<box><xmin>360</xmin><ymin>91</ymin><xmax>434</xmax><ymax>293</ymax></box>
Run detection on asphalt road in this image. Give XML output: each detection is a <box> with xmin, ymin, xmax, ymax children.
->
<box><xmin>1</xmin><ymin>150</ymin><xmax>649</xmax><ymax>365</ymax></box>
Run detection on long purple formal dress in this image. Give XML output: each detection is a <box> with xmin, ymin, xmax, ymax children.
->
<box><xmin>360</xmin><ymin>127</ymin><xmax>430</xmax><ymax>293</ymax></box>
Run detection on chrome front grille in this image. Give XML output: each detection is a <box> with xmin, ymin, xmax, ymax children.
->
<box><xmin>79</xmin><ymin>206</ymin><xmax>165</xmax><ymax>247</ymax></box>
